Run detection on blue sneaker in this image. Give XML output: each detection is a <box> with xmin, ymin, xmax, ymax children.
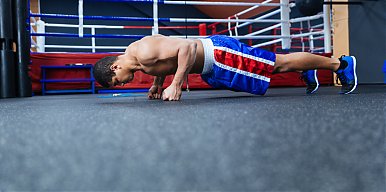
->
<box><xmin>301</xmin><ymin>70</ymin><xmax>319</xmax><ymax>94</ymax></box>
<box><xmin>336</xmin><ymin>55</ymin><xmax>357</xmax><ymax>94</ymax></box>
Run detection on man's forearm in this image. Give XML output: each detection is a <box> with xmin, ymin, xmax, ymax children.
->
<box><xmin>172</xmin><ymin>42</ymin><xmax>197</xmax><ymax>87</ymax></box>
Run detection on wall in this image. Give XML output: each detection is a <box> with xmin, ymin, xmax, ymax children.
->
<box><xmin>349</xmin><ymin>0</ymin><xmax>386</xmax><ymax>83</ymax></box>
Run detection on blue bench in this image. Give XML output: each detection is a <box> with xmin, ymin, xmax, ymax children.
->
<box><xmin>40</xmin><ymin>65</ymin><xmax>95</xmax><ymax>95</ymax></box>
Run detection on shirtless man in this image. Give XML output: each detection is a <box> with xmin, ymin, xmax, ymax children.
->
<box><xmin>93</xmin><ymin>35</ymin><xmax>357</xmax><ymax>101</ymax></box>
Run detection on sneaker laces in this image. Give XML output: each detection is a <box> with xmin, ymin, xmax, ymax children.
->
<box><xmin>336</xmin><ymin>72</ymin><xmax>347</xmax><ymax>84</ymax></box>
<box><xmin>336</xmin><ymin>55</ymin><xmax>347</xmax><ymax>85</ymax></box>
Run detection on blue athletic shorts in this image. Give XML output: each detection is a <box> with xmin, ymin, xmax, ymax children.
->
<box><xmin>200</xmin><ymin>35</ymin><xmax>276</xmax><ymax>95</ymax></box>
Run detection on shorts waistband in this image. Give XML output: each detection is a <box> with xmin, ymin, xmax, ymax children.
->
<box><xmin>199</xmin><ymin>38</ymin><xmax>215</xmax><ymax>75</ymax></box>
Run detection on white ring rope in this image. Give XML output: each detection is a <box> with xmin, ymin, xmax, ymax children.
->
<box><xmin>30</xmin><ymin>0</ymin><xmax>330</xmax><ymax>53</ymax></box>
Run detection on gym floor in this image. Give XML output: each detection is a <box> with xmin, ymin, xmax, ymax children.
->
<box><xmin>0</xmin><ymin>85</ymin><xmax>385</xmax><ymax>191</ymax></box>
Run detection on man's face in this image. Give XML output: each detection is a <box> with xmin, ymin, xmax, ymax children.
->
<box><xmin>110</xmin><ymin>64</ymin><xmax>134</xmax><ymax>87</ymax></box>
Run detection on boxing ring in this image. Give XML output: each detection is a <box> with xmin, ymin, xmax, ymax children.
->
<box><xmin>28</xmin><ymin>0</ymin><xmax>334</xmax><ymax>92</ymax></box>
<box><xmin>3</xmin><ymin>1</ymin><xmax>386</xmax><ymax>190</ymax></box>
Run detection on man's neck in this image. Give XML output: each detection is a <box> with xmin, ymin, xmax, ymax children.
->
<box><xmin>117</xmin><ymin>54</ymin><xmax>142</xmax><ymax>72</ymax></box>
<box><xmin>125</xmin><ymin>43</ymin><xmax>143</xmax><ymax>72</ymax></box>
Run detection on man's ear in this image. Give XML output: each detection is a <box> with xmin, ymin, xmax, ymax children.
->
<box><xmin>110</xmin><ymin>63</ymin><xmax>119</xmax><ymax>71</ymax></box>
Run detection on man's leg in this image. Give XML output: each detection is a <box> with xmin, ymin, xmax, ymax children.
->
<box><xmin>274</xmin><ymin>52</ymin><xmax>340</xmax><ymax>73</ymax></box>
<box><xmin>274</xmin><ymin>52</ymin><xmax>357</xmax><ymax>94</ymax></box>
<box><xmin>275</xmin><ymin>53</ymin><xmax>339</xmax><ymax>94</ymax></box>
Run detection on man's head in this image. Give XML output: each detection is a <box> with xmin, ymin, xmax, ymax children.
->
<box><xmin>93</xmin><ymin>56</ymin><xmax>134</xmax><ymax>88</ymax></box>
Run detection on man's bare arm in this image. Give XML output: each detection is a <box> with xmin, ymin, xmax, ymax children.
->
<box><xmin>135</xmin><ymin>36</ymin><xmax>197</xmax><ymax>100</ymax></box>
<box><xmin>172</xmin><ymin>41</ymin><xmax>197</xmax><ymax>87</ymax></box>
<box><xmin>161</xmin><ymin>40</ymin><xmax>197</xmax><ymax>101</ymax></box>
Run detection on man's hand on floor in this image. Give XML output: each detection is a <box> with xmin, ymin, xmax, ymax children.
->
<box><xmin>148</xmin><ymin>85</ymin><xmax>163</xmax><ymax>100</ymax></box>
<box><xmin>162</xmin><ymin>83</ymin><xmax>182</xmax><ymax>101</ymax></box>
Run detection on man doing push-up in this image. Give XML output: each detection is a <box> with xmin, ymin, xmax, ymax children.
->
<box><xmin>93</xmin><ymin>35</ymin><xmax>357</xmax><ymax>101</ymax></box>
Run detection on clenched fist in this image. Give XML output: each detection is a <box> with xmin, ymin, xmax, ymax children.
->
<box><xmin>162</xmin><ymin>84</ymin><xmax>182</xmax><ymax>101</ymax></box>
<box><xmin>147</xmin><ymin>85</ymin><xmax>163</xmax><ymax>100</ymax></box>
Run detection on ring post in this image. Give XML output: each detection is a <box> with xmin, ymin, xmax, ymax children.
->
<box><xmin>280</xmin><ymin>0</ymin><xmax>291</xmax><ymax>50</ymax></box>
<box><xmin>79</xmin><ymin>0</ymin><xmax>84</xmax><ymax>37</ymax></box>
<box><xmin>0</xmin><ymin>0</ymin><xmax>16</xmax><ymax>98</ymax></box>
<box><xmin>227</xmin><ymin>17</ymin><xmax>233</xmax><ymax>36</ymax></box>
<box><xmin>198</xmin><ymin>23</ymin><xmax>207</xmax><ymax>36</ymax></box>
<box><xmin>36</xmin><ymin>20</ymin><xmax>45</xmax><ymax>52</ymax></box>
<box><xmin>323</xmin><ymin>4</ymin><xmax>332</xmax><ymax>53</ymax></box>
<box><xmin>152</xmin><ymin>0</ymin><xmax>159</xmax><ymax>35</ymax></box>
<box><xmin>14</xmin><ymin>0</ymin><xmax>32</xmax><ymax>97</ymax></box>
<box><xmin>309</xmin><ymin>32</ymin><xmax>315</xmax><ymax>52</ymax></box>
<box><xmin>299</xmin><ymin>21</ymin><xmax>305</xmax><ymax>51</ymax></box>
<box><xmin>307</xmin><ymin>20</ymin><xmax>314</xmax><ymax>52</ymax></box>
<box><xmin>234</xmin><ymin>15</ymin><xmax>239</xmax><ymax>36</ymax></box>
<box><xmin>91</xmin><ymin>27</ymin><xmax>96</xmax><ymax>52</ymax></box>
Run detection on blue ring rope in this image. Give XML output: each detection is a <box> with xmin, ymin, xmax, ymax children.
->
<box><xmin>84</xmin><ymin>0</ymin><xmax>165</xmax><ymax>3</ymax></box>
<box><xmin>31</xmin><ymin>32</ymin><xmax>146</xmax><ymax>39</ymax></box>
<box><xmin>30</xmin><ymin>13</ymin><xmax>170</xmax><ymax>22</ymax></box>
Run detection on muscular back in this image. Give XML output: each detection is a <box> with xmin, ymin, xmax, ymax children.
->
<box><xmin>128</xmin><ymin>35</ymin><xmax>204</xmax><ymax>76</ymax></box>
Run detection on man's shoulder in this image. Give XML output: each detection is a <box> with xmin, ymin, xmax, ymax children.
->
<box><xmin>134</xmin><ymin>37</ymin><xmax>161</xmax><ymax>62</ymax></box>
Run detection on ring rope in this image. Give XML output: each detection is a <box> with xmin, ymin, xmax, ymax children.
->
<box><xmin>84</xmin><ymin>0</ymin><xmax>283</xmax><ymax>7</ymax></box>
<box><xmin>30</xmin><ymin>13</ymin><xmax>286</xmax><ymax>23</ymax></box>
<box><xmin>30</xmin><ymin>0</ymin><xmax>330</xmax><ymax>53</ymax></box>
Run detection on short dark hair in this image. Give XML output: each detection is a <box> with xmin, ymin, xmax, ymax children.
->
<box><xmin>93</xmin><ymin>56</ymin><xmax>117</xmax><ymax>87</ymax></box>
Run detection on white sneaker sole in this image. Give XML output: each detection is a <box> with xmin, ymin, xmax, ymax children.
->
<box><xmin>310</xmin><ymin>70</ymin><xmax>319</xmax><ymax>94</ymax></box>
<box><xmin>343</xmin><ymin>56</ymin><xmax>358</xmax><ymax>94</ymax></box>
<box><xmin>306</xmin><ymin>70</ymin><xmax>319</xmax><ymax>94</ymax></box>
